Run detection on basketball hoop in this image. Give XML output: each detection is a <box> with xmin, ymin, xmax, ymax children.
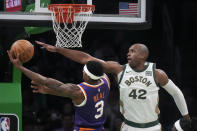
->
<box><xmin>48</xmin><ymin>4</ymin><xmax>95</xmax><ymax>48</ymax></box>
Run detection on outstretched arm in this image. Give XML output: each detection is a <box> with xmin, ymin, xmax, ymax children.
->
<box><xmin>31</xmin><ymin>81</ymin><xmax>65</xmax><ymax>96</ymax></box>
<box><xmin>155</xmin><ymin>69</ymin><xmax>190</xmax><ymax>121</ymax></box>
<box><xmin>8</xmin><ymin>51</ymin><xmax>84</xmax><ymax>103</ymax></box>
<box><xmin>36</xmin><ymin>41</ymin><xmax>123</xmax><ymax>74</ymax></box>
<box><xmin>31</xmin><ymin>81</ymin><xmax>83</xmax><ymax>103</ymax></box>
<box><xmin>31</xmin><ymin>81</ymin><xmax>61</xmax><ymax>95</ymax></box>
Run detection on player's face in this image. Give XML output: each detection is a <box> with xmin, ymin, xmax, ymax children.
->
<box><xmin>127</xmin><ymin>45</ymin><xmax>141</xmax><ymax>67</ymax></box>
<box><xmin>82</xmin><ymin>71</ymin><xmax>89</xmax><ymax>82</ymax></box>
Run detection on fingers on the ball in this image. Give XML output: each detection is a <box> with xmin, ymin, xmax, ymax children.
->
<box><xmin>8</xmin><ymin>50</ymin><xmax>15</xmax><ymax>61</ymax></box>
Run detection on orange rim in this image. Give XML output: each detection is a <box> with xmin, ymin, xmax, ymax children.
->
<box><xmin>48</xmin><ymin>4</ymin><xmax>95</xmax><ymax>23</ymax></box>
<box><xmin>48</xmin><ymin>4</ymin><xmax>95</xmax><ymax>13</ymax></box>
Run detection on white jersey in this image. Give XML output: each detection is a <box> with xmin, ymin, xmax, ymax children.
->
<box><xmin>118</xmin><ymin>62</ymin><xmax>160</xmax><ymax>123</ymax></box>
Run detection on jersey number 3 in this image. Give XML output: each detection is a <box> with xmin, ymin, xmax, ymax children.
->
<box><xmin>95</xmin><ymin>100</ymin><xmax>104</xmax><ymax>119</ymax></box>
<box><xmin>129</xmin><ymin>89</ymin><xmax>147</xmax><ymax>99</ymax></box>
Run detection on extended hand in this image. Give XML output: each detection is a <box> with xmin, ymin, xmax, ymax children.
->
<box><xmin>183</xmin><ymin>114</ymin><xmax>191</xmax><ymax>121</ymax></box>
<box><xmin>7</xmin><ymin>50</ymin><xmax>22</xmax><ymax>68</ymax></box>
<box><xmin>35</xmin><ymin>41</ymin><xmax>57</xmax><ymax>52</ymax></box>
<box><xmin>182</xmin><ymin>114</ymin><xmax>192</xmax><ymax>128</ymax></box>
<box><xmin>31</xmin><ymin>80</ymin><xmax>49</xmax><ymax>94</ymax></box>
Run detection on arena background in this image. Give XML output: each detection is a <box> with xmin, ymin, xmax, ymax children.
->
<box><xmin>0</xmin><ymin>0</ymin><xmax>197</xmax><ymax>131</ymax></box>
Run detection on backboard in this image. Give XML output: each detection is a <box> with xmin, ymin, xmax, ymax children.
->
<box><xmin>0</xmin><ymin>0</ymin><xmax>152</xmax><ymax>30</ymax></box>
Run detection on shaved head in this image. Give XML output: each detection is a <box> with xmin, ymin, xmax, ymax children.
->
<box><xmin>133</xmin><ymin>43</ymin><xmax>149</xmax><ymax>60</ymax></box>
<box><xmin>127</xmin><ymin>43</ymin><xmax>149</xmax><ymax>69</ymax></box>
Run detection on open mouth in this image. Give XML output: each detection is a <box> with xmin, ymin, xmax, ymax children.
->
<box><xmin>127</xmin><ymin>57</ymin><xmax>131</xmax><ymax>61</ymax></box>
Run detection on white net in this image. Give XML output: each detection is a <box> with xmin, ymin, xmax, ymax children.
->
<box><xmin>49</xmin><ymin>5</ymin><xmax>94</xmax><ymax>48</ymax></box>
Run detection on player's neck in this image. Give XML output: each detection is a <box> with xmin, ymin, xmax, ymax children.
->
<box><xmin>131</xmin><ymin>62</ymin><xmax>147</xmax><ymax>72</ymax></box>
<box><xmin>86</xmin><ymin>79</ymin><xmax>101</xmax><ymax>85</ymax></box>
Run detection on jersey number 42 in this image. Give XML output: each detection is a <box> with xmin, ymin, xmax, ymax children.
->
<box><xmin>129</xmin><ymin>89</ymin><xmax>147</xmax><ymax>99</ymax></box>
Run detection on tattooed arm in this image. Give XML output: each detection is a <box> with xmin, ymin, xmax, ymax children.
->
<box><xmin>8</xmin><ymin>51</ymin><xmax>84</xmax><ymax>104</ymax></box>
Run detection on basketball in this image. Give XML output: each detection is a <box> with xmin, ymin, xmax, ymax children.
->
<box><xmin>10</xmin><ymin>40</ymin><xmax>34</xmax><ymax>63</ymax></box>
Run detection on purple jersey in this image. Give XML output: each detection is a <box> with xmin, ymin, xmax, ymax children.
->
<box><xmin>74</xmin><ymin>77</ymin><xmax>110</xmax><ymax>130</ymax></box>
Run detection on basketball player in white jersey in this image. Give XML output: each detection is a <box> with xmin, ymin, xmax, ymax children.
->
<box><xmin>36</xmin><ymin>41</ymin><xmax>190</xmax><ymax>131</ymax></box>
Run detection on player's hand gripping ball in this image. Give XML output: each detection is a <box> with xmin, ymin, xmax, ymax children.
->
<box><xmin>10</xmin><ymin>40</ymin><xmax>34</xmax><ymax>63</ymax></box>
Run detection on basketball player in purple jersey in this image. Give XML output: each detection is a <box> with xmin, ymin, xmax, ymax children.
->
<box><xmin>7</xmin><ymin>51</ymin><xmax>110</xmax><ymax>131</ymax></box>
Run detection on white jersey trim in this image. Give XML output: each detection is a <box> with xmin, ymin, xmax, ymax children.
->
<box><xmin>74</xmin><ymin>85</ymin><xmax>87</xmax><ymax>107</ymax></box>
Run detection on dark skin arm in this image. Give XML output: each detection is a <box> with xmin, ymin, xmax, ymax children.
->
<box><xmin>155</xmin><ymin>69</ymin><xmax>191</xmax><ymax>121</ymax></box>
<box><xmin>8</xmin><ymin>51</ymin><xmax>84</xmax><ymax>105</ymax></box>
<box><xmin>35</xmin><ymin>41</ymin><xmax>123</xmax><ymax>74</ymax></box>
<box><xmin>31</xmin><ymin>80</ymin><xmax>74</xmax><ymax>97</ymax></box>
<box><xmin>31</xmin><ymin>80</ymin><xmax>56</xmax><ymax>95</ymax></box>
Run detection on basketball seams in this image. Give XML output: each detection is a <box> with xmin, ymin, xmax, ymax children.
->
<box><xmin>19</xmin><ymin>42</ymin><xmax>31</xmax><ymax>62</ymax></box>
<box><xmin>10</xmin><ymin>40</ymin><xmax>34</xmax><ymax>63</ymax></box>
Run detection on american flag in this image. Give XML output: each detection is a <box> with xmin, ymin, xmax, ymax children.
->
<box><xmin>119</xmin><ymin>2</ymin><xmax>138</xmax><ymax>15</ymax></box>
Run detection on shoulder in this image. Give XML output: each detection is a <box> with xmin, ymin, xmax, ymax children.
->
<box><xmin>102</xmin><ymin>73</ymin><xmax>111</xmax><ymax>88</ymax></box>
<box><xmin>154</xmin><ymin>69</ymin><xmax>169</xmax><ymax>86</ymax></box>
<box><xmin>66</xmin><ymin>84</ymin><xmax>85</xmax><ymax>105</ymax></box>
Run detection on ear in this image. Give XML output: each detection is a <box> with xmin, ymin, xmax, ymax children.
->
<box><xmin>138</xmin><ymin>54</ymin><xmax>145</xmax><ymax>60</ymax></box>
<box><xmin>139</xmin><ymin>53</ymin><xmax>146</xmax><ymax>60</ymax></box>
<box><xmin>83</xmin><ymin>72</ymin><xmax>90</xmax><ymax>80</ymax></box>
<box><xmin>86</xmin><ymin>74</ymin><xmax>92</xmax><ymax>81</ymax></box>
